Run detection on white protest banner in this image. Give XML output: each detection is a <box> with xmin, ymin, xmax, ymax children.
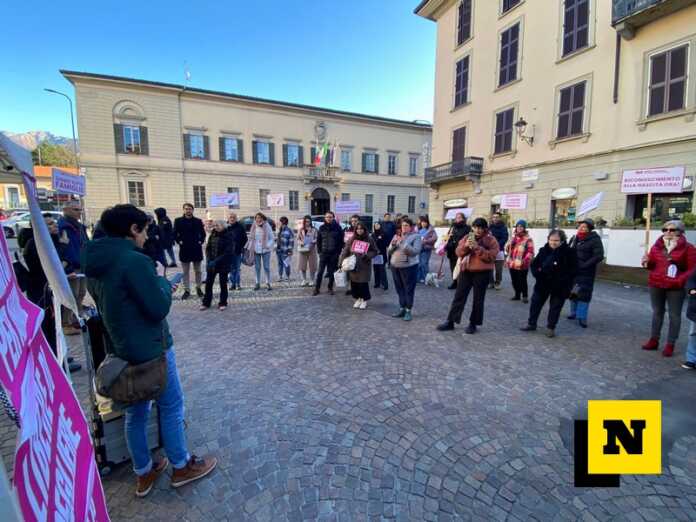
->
<box><xmin>267</xmin><ymin>193</ymin><xmax>285</xmax><ymax>208</ymax></box>
<box><xmin>52</xmin><ymin>168</ymin><xmax>86</xmax><ymax>196</ymax></box>
<box><xmin>335</xmin><ymin>200</ymin><xmax>362</xmax><ymax>214</ymax></box>
<box><xmin>621</xmin><ymin>166</ymin><xmax>685</xmax><ymax>194</ymax></box>
<box><xmin>577</xmin><ymin>192</ymin><xmax>604</xmax><ymax>217</ymax></box>
<box><xmin>445</xmin><ymin>208</ymin><xmax>473</xmax><ymax>220</ymax></box>
<box><xmin>209</xmin><ymin>192</ymin><xmax>239</xmax><ymax>207</ymax></box>
<box><xmin>0</xmin><ymin>231</ymin><xmax>110</xmax><ymax>522</ymax></box>
<box><xmin>500</xmin><ymin>193</ymin><xmax>528</xmax><ymax>210</ymax></box>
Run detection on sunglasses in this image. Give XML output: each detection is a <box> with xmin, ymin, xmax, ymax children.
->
<box><xmin>662</xmin><ymin>228</ymin><xmax>678</xmax><ymax>233</ymax></box>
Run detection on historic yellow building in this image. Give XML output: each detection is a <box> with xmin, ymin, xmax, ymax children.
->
<box><xmin>415</xmin><ymin>0</ymin><xmax>696</xmax><ymax>227</ymax></box>
<box><xmin>61</xmin><ymin>71</ymin><xmax>432</xmax><ymax>223</ymax></box>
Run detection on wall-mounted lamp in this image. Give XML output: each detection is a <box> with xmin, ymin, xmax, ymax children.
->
<box><xmin>304</xmin><ymin>192</ymin><xmax>311</xmax><ymax>200</ymax></box>
<box><xmin>334</xmin><ymin>192</ymin><xmax>339</xmax><ymax>201</ymax></box>
<box><xmin>514</xmin><ymin>117</ymin><xmax>535</xmax><ymax>147</ymax></box>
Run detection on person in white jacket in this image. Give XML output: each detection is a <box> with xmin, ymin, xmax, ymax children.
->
<box><xmin>247</xmin><ymin>212</ymin><xmax>275</xmax><ymax>290</ymax></box>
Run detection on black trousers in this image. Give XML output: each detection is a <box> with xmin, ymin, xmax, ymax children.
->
<box><xmin>448</xmin><ymin>254</ymin><xmax>457</xmax><ymax>276</ymax></box>
<box><xmin>528</xmin><ymin>287</ymin><xmax>567</xmax><ymax>329</ymax></box>
<box><xmin>373</xmin><ymin>264</ymin><xmax>388</xmax><ymax>289</ymax></box>
<box><xmin>510</xmin><ymin>268</ymin><xmax>529</xmax><ymax>298</ymax></box>
<box><xmin>315</xmin><ymin>254</ymin><xmax>339</xmax><ymax>290</ymax></box>
<box><xmin>447</xmin><ymin>270</ymin><xmax>491</xmax><ymax>326</ymax></box>
<box><xmin>203</xmin><ymin>269</ymin><xmax>229</xmax><ymax>307</ymax></box>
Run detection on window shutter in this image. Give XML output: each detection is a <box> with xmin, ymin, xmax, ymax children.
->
<box><xmin>311</xmin><ymin>147</ymin><xmax>317</xmax><ymax>164</ymax></box>
<box><xmin>139</xmin><ymin>126</ymin><xmax>149</xmax><ymax>155</ymax></box>
<box><xmin>282</xmin><ymin>144</ymin><xmax>288</xmax><ymax>167</ymax></box>
<box><xmin>269</xmin><ymin>143</ymin><xmax>275</xmax><ymax>165</ymax></box>
<box><xmin>252</xmin><ymin>141</ymin><xmax>258</xmax><ymax>164</ymax></box>
<box><xmin>219</xmin><ymin>137</ymin><xmax>226</xmax><ymax>161</ymax></box>
<box><xmin>203</xmin><ymin>136</ymin><xmax>210</xmax><ymax>160</ymax></box>
<box><xmin>374</xmin><ymin>154</ymin><xmax>379</xmax><ymax>174</ymax></box>
<box><xmin>113</xmin><ymin>124</ymin><xmax>124</xmax><ymax>153</ymax></box>
<box><xmin>298</xmin><ymin>146</ymin><xmax>304</xmax><ymax>166</ymax></box>
<box><xmin>183</xmin><ymin>134</ymin><xmax>191</xmax><ymax>159</ymax></box>
<box><xmin>362</xmin><ymin>153</ymin><xmax>367</xmax><ymax>173</ymax></box>
<box><xmin>237</xmin><ymin>139</ymin><xmax>244</xmax><ymax>163</ymax></box>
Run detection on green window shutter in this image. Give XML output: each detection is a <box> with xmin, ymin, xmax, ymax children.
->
<box><xmin>252</xmin><ymin>141</ymin><xmax>258</xmax><ymax>164</ymax></box>
<box><xmin>310</xmin><ymin>147</ymin><xmax>316</xmax><ymax>164</ymax></box>
<box><xmin>237</xmin><ymin>139</ymin><xmax>244</xmax><ymax>163</ymax></box>
<box><xmin>203</xmin><ymin>136</ymin><xmax>210</xmax><ymax>160</ymax></box>
<box><xmin>219</xmin><ymin>137</ymin><xmax>226</xmax><ymax>161</ymax></box>
<box><xmin>113</xmin><ymin>124</ymin><xmax>124</xmax><ymax>153</ymax></box>
<box><xmin>362</xmin><ymin>153</ymin><xmax>367</xmax><ymax>173</ymax></box>
<box><xmin>183</xmin><ymin>134</ymin><xmax>191</xmax><ymax>159</ymax></box>
<box><xmin>269</xmin><ymin>143</ymin><xmax>275</xmax><ymax>165</ymax></box>
<box><xmin>139</xmin><ymin>126</ymin><xmax>149</xmax><ymax>155</ymax></box>
<box><xmin>298</xmin><ymin>146</ymin><xmax>304</xmax><ymax>166</ymax></box>
<box><xmin>374</xmin><ymin>154</ymin><xmax>379</xmax><ymax>174</ymax></box>
<box><xmin>282</xmin><ymin>144</ymin><xmax>288</xmax><ymax>167</ymax></box>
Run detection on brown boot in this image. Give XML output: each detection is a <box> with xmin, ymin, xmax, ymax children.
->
<box><xmin>171</xmin><ymin>455</ymin><xmax>217</xmax><ymax>488</ymax></box>
<box><xmin>135</xmin><ymin>457</ymin><xmax>169</xmax><ymax>498</ymax></box>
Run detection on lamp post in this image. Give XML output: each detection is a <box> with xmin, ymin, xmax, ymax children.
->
<box><xmin>44</xmin><ymin>88</ymin><xmax>80</xmax><ymax>170</ymax></box>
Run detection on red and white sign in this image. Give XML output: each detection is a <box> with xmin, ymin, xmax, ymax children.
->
<box><xmin>0</xmin><ymin>233</ymin><xmax>110</xmax><ymax>522</ymax></box>
<box><xmin>500</xmin><ymin>193</ymin><xmax>528</xmax><ymax>210</ymax></box>
<box><xmin>351</xmin><ymin>240</ymin><xmax>370</xmax><ymax>254</ymax></box>
<box><xmin>266</xmin><ymin>193</ymin><xmax>285</xmax><ymax>208</ymax></box>
<box><xmin>621</xmin><ymin>166</ymin><xmax>685</xmax><ymax>194</ymax></box>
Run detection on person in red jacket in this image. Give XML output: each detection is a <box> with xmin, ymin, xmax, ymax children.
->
<box><xmin>641</xmin><ymin>220</ymin><xmax>696</xmax><ymax>357</ymax></box>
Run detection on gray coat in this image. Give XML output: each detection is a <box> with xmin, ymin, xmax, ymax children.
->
<box><xmin>388</xmin><ymin>232</ymin><xmax>423</xmax><ymax>268</ymax></box>
<box><xmin>339</xmin><ymin>236</ymin><xmax>378</xmax><ymax>283</ymax></box>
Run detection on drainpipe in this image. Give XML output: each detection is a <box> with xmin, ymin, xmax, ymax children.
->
<box><xmin>613</xmin><ymin>32</ymin><xmax>622</xmax><ymax>104</ymax></box>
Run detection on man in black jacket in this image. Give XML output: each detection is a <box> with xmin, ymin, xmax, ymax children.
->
<box><xmin>488</xmin><ymin>212</ymin><xmax>509</xmax><ymax>290</ymax></box>
<box><xmin>226</xmin><ymin>213</ymin><xmax>247</xmax><ymax>290</ymax></box>
<box><xmin>313</xmin><ymin>211</ymin><xmax>344</xmax><ymax>295</ymax></box>
<box><xmin>173</xmin><ymin>203</ymin><xmax>206</xmax><ymax>299</ymax></box>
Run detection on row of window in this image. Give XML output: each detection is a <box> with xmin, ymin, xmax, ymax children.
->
<box><xmin>453</xmin><ymin>1</ymin><xmax>689</xmax><ymax>122</ymax></box>
<box><xmin>114</xmin><ymin>125</ymin><xmax>420</xmax><ymax>176</ymax></box>
<box><xmin>127</xmin><ymin>181</ymin><xmax>418</xmax><ymax>214</ymax></box>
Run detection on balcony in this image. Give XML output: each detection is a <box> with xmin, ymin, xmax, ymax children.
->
<box><xmin>424</xmin><ymin>157</ymin><xmax>484</xmax><ymax>186</ymax></box>
<box><xmin>303</xmin><ymin>165</ymin><xmax>341</xmax><ymax>184</ymax></box>
<box><xmin>613</xmin><ymin>0</ymin><xmax>696</xmax><ymax>39</ymax></box>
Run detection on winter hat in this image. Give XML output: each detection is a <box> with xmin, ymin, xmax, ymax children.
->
<box><xmin>515</xmin><ymin>219</ymin><xmax>527</xmax><ymax>229</ymax></box>
<box><xmin>577</xmin><ymin>218</ymin><xmax>595</xmax><ymax>230</ymax></box>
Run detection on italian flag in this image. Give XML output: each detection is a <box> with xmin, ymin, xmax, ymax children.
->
<box><xmin>314</xmin><ymin>143</ymin><xmax>329</xmax><ymax>166</ymax></box>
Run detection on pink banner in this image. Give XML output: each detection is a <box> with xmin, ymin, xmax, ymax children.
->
<box><xmin>351</xmin><ymin>240</ymin><xmax>369</xmax><ymax>254</ymax></box>
<box><xmin>0</xmin><ymin>233</ymin><xmax>110</xmax><ymax>521</ymax></box>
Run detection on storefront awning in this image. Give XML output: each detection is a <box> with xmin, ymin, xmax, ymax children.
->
<box><xmin>551</xmin><ymin>187</ymin><xmax>577</xmax><ymax>200</ymax></box>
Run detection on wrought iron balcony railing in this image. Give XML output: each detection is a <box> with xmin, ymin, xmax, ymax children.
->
<box><xmin>424</xmin><ymin>157</ymin><xmax>484</xmax><ymax>185</ymax></box>
<box><xmin>613</xmin><ymin>0</ymin><xmax>696</xmax><ymax>28</ymax></box>
<box><xmin>303</xmin><ymin>165</ymin><xmax>340</xmax><ymax>183</ymax></box>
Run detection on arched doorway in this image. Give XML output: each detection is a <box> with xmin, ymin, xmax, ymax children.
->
<box><xmin>311</xmin><ymin>187</ymin><xmax>331</xmax><ymax>215</ymax></box>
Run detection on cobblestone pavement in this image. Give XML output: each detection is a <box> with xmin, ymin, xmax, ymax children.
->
<box><xmin>3</xmin><ymin>257</ymin><xmax>696</xmax><ymax>521</ymax></box>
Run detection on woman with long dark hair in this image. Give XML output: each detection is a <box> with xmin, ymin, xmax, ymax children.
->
<box><xmin>339</xmin><ymin>222</ymin><xmax>378</xmax><ymax>309</ymax></box>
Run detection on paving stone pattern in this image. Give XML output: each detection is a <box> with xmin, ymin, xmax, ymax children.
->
<box><xmin>2</xmin><ymin>257</ymin><xmax>696</xmax><ymax>521</ymax></box>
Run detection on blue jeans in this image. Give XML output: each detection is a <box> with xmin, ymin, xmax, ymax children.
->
<box><xmin>277</xmin><ymin>251</ymin><xmax>291</xmax><ymax>278</ymax></box>
<box><xmin>228</xmin><ymin>254</ymin><xmax>242</xmax><ymax>287</ymax></box>
<box><xmin>570</xmin><ymin>300</ymin><xmax>590</xmax><ymax>321</ymax></box>
<box><xmin>255</xmin><ymin>252</ymin><xmax>271</xmax><ymax>285</ymax></box>
<box><xmin>417</xmin><ymin>249</ymin><xmax>432</xmax><ymax>282</ymax></box>
<box><xmin>125</xmin><ymin>348</ymin><xmax>189</xmax><ymax>475</ymax></box>
<box><xmin>392</xmin><ymin>264</ymin><xmax>419</xmax><ymax>310</ymax></box>
<box><xmin>687</xmin><ymin>321</ymin><xmax>696</xmax><ymax>364</ymax></box>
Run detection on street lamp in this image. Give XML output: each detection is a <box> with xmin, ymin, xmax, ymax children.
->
<box><xmin>44</xmin><ymin>88</ymin><xmax>79</xmax><ymax>169</ymax></box>
<box><xmin>514</xmin><ymin>117</ymin><xmax>535</xmax><ymax>147</ymax></box>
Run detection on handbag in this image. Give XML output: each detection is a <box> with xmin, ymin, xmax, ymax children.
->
<box><xmin>341</xmin><ymin>254</ymin><xmax>357</xmax><ymax>272</ymax></box>
<box><xmin>452</xmin><ymin>257</ymin><xmax>463</xmax><ymax>280</ymax></box>
<box><xmin>93</xmin><ymin>316</ymin><xmax>168</xmax><ymax>407</ymax></box>
<box><xmin>243</xmin><ymin>247</ymin><xmax>255</xmax><ymax>267</ymax></box>
<box><xmin>333</xmin><ymin>270</ymin><xmax>347</xmax><ymax>288</ymax></box>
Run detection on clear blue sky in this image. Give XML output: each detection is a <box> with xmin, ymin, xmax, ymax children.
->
<box><xmin>1</xmin><ymin>0</ymin><xmax>435</xmax><ymax>138</ymax></box>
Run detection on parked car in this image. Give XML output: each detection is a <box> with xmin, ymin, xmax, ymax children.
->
<box><xmin>240</xmin><ymin>216</ymin><xmax>276</xmax><ymax>233</ymax></box>
<box><xmin>3</xmin><ymin>211</ymin><xmax>62</xmax><ymax>239</ymax></box>
<box><xmin>310</xmin><ymin>215</ymin><xmax>349</xmax><ymax>230</ymax></box>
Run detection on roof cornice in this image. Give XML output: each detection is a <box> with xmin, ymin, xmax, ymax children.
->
<box><xmin>413</xmin><ymin>0</ymin><xmax>454</xmax><ymax>21</ymax></box>
<box><xmin>60</xmin><ymin>70</ymin><xmax>432</xmax><ymax>132</ymax></box>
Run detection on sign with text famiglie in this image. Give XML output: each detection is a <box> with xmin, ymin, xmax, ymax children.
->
<box><xmin>621</xmin><ymin>166</ymin><xmax>685</xmax><ymax>253</ymax></box>
<box><xmin>52</xmin><ymin>168</ymin><xmax>86</xmax><ymax>197</ymax></box>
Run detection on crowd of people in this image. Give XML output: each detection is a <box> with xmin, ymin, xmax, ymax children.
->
<box><xmin>13</xmin><ymin>199</ymin><xmax>696</xmax><ymax>498</ymax></box>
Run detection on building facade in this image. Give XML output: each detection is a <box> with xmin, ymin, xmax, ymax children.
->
<box><xmin>0</xmin><ymin>166</ymin><xmax>68</xmax><ymax>210</ymax></box>
<box><xmin>61</xmin><ymin>71</ymin><xmax>431</xmax><ymax>224</ymax></box>
<box><xmin>416</xmin><ymin>0</ymin><xmax>696</xmax><ymax>227</ymax></box>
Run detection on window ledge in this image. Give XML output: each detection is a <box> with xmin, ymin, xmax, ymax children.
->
<box><xmin>220</xmin><ymin>159</ymin><xmax>242</xmax><ymax>163</ymax></box>
<box><xmin>498</xmin><ymin>1</ymin><xmax>524</xmax><ymax>19</ymax></box>
<box><xmin>488</xmin><ymin>150</ymin><xmax>517</xmax><ymax>161</ymax></box>
<box><xmin>117</xmin><ymin>151</ymin><xmax>146</xmax><ymax>156</ymax></box>
<box><xmin>548</xmin><ymin>132</ymin><xmax>591</xmax><ymax>149</ymax></box>
<box><xmin>454</xmin><ymin>36</ymin><xmax>473</xmax><ymax>52</ymax></box>
<box><xmin>451</xmin><ymin>101</ymin><xmax>472</xmax><ymax>113</ymax></box>
<box><xmin>494</xmin><ymin>77</ymin><xmax>522</xmax><ymax>92</ymax></box>
<box><xmin>556</xmin><ymin>44</ymin><xmax>596</xmax><ymax>64</ymax></box>
<box><xmin>637</xmin><ymin>108</ymin><xmax>696</xmax><ymax>130</ymax></box>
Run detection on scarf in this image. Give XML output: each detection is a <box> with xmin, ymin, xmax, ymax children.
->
<box><xmin>576</xmin><ymin>230</ymin><xmax>588</xmax><ymax>241</ymax></box>
<box><xmin>664</xmin><ymin>237</ymin><xmax>678</xmax><ymax>254</ymax></box>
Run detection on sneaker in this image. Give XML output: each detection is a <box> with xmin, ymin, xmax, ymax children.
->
<box><xmin>199</xmin><ymin>305</ymin><xmax>208</xmax><ymax>311</ymax></box>
<box><xmin>136</xmin><ymin>457</ymin><xmax>169</xmax><ymax>498</ymax></box>
<box><xmin>196</xmin><ymin>288</ymin><xmax>204</xmax><ymax>298</ymax></box>
<box><xmin>181</xmin><ymin>290</ymin><xmax>191</xmax><ymax>300</ymax></box>
<box><xmin>359</xmin><ymin>300</ymin><xmax>368</xmax><ymax>310</ymax></box>
<box><xmin>578</xmin><ymin>319</ymin><xmax>588</xmax><ymax>328</ymax></box>
<box><xmin>267</xmin><ymin>284</ymin><xmax>272</xmax><ymax>291</ymax></box>
<box><xmin>218</xmin><ymin>305</ymin><xmax>227</xmax><ymax>311</ymax></box>
<box><xmin>436</xmin><ymin>320</ymin><xmax>454</xmax><ymax>331</ymax></box>
<box><xmin>300</xmin><ymin>279</ymin><xmax>306</xmax><ymax>287</ymax></box>
<box><xmin>254</xmin><ymin>284</ymin><xmax>261</xmax><ymax>291</ymax></box>
<box><xmin>520</xmin><ymin>325</ymin><xmax>536</xmax><ymax>332</ymax></box>
<box><xmin>171</xmin><ymin>455</ymin><xmax>217</xmax><ymax>488</ymax></box>
<box><xmin>522</xmin><ymin>297</ymin><xmax>529</xmax><ymax>304</ymax></box>
<box><xmin>448</xmin><ymin>283</ymin><xmax>457</xmax><ymax>290</ymax></box>
<box><xmin>403</xmin><ymin>309</ymin><xmax>412</xmax><ymax>321</ymax></box>
<box><xmin>545</xmin><ymin>328</ymin><xmax>556</xmax><ymax>338</ymax></box>
<box><xmin>392</xmin><ymin>308</ymin><xmax>406</xmax><ymax>318</ymax></box>
<box><xmin>662</xmin><ymin>343</ymin><xmax>674</xmax><ymax>357</ymax></box>
<box><xmin>681</xmin><ymin>361</ymin><xmax>696</xmax><ymax>370</ymax></box>
<box><xmin>464</xmin><ymin>324</ymin><xmax>477</xmax><ymax>334</ymax></box>
<box><xmin>494</xmin><ymin>283</ymin><xmax>501</xmax><ymax>290</ymax></box>
<box><xmin>353</xmin><ymin>299</ymin><xmax>361</xmax><ymax>309</ymax></box>
<box><xmin>642</xmin><ymin>338</ymin><xmax>659</xmax><ymax>350</ymax></box>
<box><xmin>510</xmin><ymin>296</ymin><xmax>521</xmax><ymax>301</ymax></box>
<box><xmin>313</xmin><ymin>289</ymin><xmax>320</xmax><ymax>296</ymax></box>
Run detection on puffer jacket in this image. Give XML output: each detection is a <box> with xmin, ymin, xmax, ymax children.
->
<box><xmin>506</xmin><ymin>233</ymin><xmax>535</xmax><ymax>271</ymax></box>
<box><xmin>317</xmin><ymin>222</ymin><xmax>344</xmax><ymax>256</ymax></box>
<box><xmin>645</xmin><ymin>235</ymin><xmax>696</xmax><ymax>290</ymax></box>
<box><xmin>389</xmin><ymin>231</ymin><xmax>422</xmax><ymax>268</ymax></box>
